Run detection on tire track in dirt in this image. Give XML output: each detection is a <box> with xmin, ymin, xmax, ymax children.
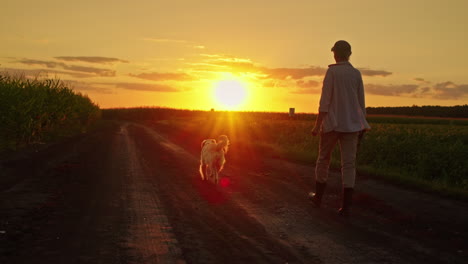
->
<box><xmin>1</xmin><ymin>122</ymin><xmax>130</xmax><ymax>264</ymax></box>
<box><xmin>118</xmin><ymin>124</ymin><xmax>186</xmax><ymax>264</ymax></box>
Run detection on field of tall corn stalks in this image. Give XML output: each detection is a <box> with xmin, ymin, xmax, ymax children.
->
<box><xmin>0</xmin><ymin>74</ymin><xmax>100</xmax><ymax>151</ymax></box>
<box><xmin>103</xmin><ymin>107</ymin><xmax>468</xmax><ymax>196</ymax></box>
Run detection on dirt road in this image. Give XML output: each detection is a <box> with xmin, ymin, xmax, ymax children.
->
<box><xmin>1</xmin><ymin>122</ymin><xmax>466</xmax><ymax>263</ymax></box>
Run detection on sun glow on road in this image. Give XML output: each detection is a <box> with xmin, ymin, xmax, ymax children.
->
<box><xmin>213</xmin><ymin>79</ymin><xmax>248</xmax><ymax>110</ymax></box>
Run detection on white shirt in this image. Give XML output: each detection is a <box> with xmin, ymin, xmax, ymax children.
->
<box><xmin>318</xmin><ymin>61</ymin><xmax>371</xmax><ymax>133</ymax></box>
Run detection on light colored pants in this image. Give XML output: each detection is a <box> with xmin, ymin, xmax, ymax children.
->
<box><xmin>315</xmin><ymin>131</ymin><xmax>359</xmax><ymax>188</ymax></box>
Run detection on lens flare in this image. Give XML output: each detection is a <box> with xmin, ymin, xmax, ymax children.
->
<box><xmin>220</xmin><ymin>177</ymin><xmax>231</xmax><ymax>188</ymax></box>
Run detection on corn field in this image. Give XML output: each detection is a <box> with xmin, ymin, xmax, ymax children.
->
<box><xmin>0</xmin><ymin>74</ymin><xmax>101</xmax><ymax>150</ymax></box>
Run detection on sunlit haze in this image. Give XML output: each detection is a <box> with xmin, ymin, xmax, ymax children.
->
<box><xmin>1</xmin><ymin>0</ymin><xmax>467</xmax><ymax>112</ymax></box>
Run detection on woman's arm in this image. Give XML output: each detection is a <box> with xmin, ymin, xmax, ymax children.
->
<box><xmin>311</xmin><ymin>112</ymin><xmax>327</xmax><ymax>136</ymax></box>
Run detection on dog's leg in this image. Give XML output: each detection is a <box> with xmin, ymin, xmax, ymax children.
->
<box><xmin>207</xmin><ymin>165</ymin><xmax>211</xmax><ymax>182</ymax></box>
<box><xmin>206</xmin><ymin>165</ymin><xmax>211</xmax><ymax>182</ymax></box>
<box><xmin>211</xmin><ymin>166</ymin><xmax>216</xmax><ymax>184</ymax></box>
<box><xmin>199</xmin><ymin>164</ymin><xmax>205</xmax><ymax>180</ymax></box>
<box><xmin>213</xmin><ymin>166</ymin><xmax>219</xmax><ymax>185</ymax></box>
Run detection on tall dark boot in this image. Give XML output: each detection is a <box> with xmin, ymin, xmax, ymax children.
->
<box><xmin>308</xmin><ymin>181</ymin><xmax>326</xmax><ymax>208</ymax></box>
<box><xmin>338</xmin><ymin>188</ymin><xmax>354</xmax><ymax>217</ymax></box>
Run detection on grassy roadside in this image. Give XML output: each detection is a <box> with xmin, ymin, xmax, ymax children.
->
<box><xmin>356</xmin><ymin>166</ymin><xmax>468</xmax><ymax>201</ymax></box>
<box><xmin>268</xmin><ymin>123</ymin><xmax>468</xmax><ymax>200</ymax></box>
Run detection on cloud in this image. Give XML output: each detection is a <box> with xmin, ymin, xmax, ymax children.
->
<box><xmin>0</xmin><ymin>70</ymin><xmax>111</xmax><ymax>94</ymax></box>
<box><xmin>276</xmin><ymin>79</ymin><xmax>322</xmax><ymax>95</ymax></box>
<box><xmin>58</xmin><ymin>71</ymin><xmax>95</xmax><ymax>78</ymax></box>
<box><xmin>1</xmin><ymin>68</ymin><xmax>51</xmax><ymax>78</ymax></box>
<box><xmin>213</xmin><ymin>60</ymin><xmax>257</xmax><ymax>70</ymax></box>
<box><xmin>129</xmin><ymin>72</ymin><xmax>194</xmax><ymax>81</ymax></box>
<box><xmin>261</xmin><ymin>66</ymin><xmax>390</xmax><ymax>80</ymax></box>
<box><xmin>414</xmin><ymin>77</ymin><xmax>431</xmax><ymax>84</ymax></box>
<box><xmin>18</xmin><ymin>59</ymin><xmax>61</xmax><ymax>68</ymax></box>
<box><xmin>63</xmin><ymin>65</ymin><xmax>116</xmax><ymax>77</ymax></box>
<box><xmin>263</xmin><ymin>67</ymin><xmax>326</xmax><ymax>80</ymax></box>
<box><xmin>433</xmin><ymin>82</ymin><xmax>468</xmax><ymax>99</ymax></box>
<box><xmin>260</xmin><ymin>79</ymin><xmax>322</xmax><ymax>95</ymax></box>
<box><xmin>199</xmin><ymin>56</ymin><xmax>326</xmax><ymax>79</ymax></box>
<box><xmin>64</xmin><ymin>80</ymin><xmax>114</xmax><ymax>94</ymax></box>
<box><xmin>420</xmin><ymin>87</ymin><xmax>431</xmax><ymax>94</ymax></box>
<box><xmin>261</xmin><ymin>80</ymin><xmax>278</xmax><ymax>88</ymax></box>
<box><xmin>365</xmin><ymin>81</ymin><xmax>468</xmax><ymax>100</ymax></box>
<box><xmin>357</xmin><ymin>68</ymin><xmax>392</xmax><ymax>77</ymax></box>
<box><xmin>198</xmin><ymin>55</ymin><xmax>390</xmax><ymax>80</ymax></box>
<box><xmin>55</xmin><ymin>56</ymin><xmax>129</xmax><ymax>64</ymax></box>
<box><xmin>296</xmin><ymin>79</ymin><xmax>320</xmax><ymax>88</ymax></box>
<box><xmin>2</xmin><ymin>67</ymin><xmax>95</xmax><ymax>78</ymax></box>
<box><xmin>16</xmin><ymin>58</ymin><xmax>116</xmax><ymax>77</ymax></box>
<box><xmin>115</xmin><ymin>82</ymin><xmax>180</xmax><ymax>92</ymax></box>
<box><xmin>366</xmin><ymin>84</ymin><xmax>419</xmax><ymax>96</ymax></box>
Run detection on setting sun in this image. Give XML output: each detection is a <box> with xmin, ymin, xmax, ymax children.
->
<box><xmin>213</xmin><ymin>80</ymin><xmax>248</xmax><ymax>110</ymax></box>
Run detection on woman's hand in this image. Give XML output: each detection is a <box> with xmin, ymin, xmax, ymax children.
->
<box><xmin>311</xmin><ymin>126</ymin><xmax>320</xmax><ymax>136</ymax></box>
<box><xmin>312</xmin><ymin>112</ymin><xmax>326</xmax><ymax>136</ymax></box>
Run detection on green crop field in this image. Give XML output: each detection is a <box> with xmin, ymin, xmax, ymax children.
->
<box><xmin>0</xmin><ymin>74</ymin><xmax>101</xmax><ymax>151</ymax></box>
<box><xmin>103</xmin><ymin>107</ymin><xmax>468</xmax><ymax>198</ymax></box>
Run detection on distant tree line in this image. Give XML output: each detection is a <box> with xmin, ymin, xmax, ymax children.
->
<box><xmin>366</xmin><ymin>105</ymin><xmax>468</xmax><ymax>118</ymax></box>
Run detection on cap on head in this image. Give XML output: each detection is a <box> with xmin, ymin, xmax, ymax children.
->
<box><xmin>331</xmin><ymin>40</ymin><xmax>351</xmax><ymax>53</ymax></box>
<box><xmin>331</xmin><ymin>40</ymin><xmax>352</xmax><ymax>59</ymax></box>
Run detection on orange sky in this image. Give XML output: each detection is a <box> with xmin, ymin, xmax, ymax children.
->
<box><xmin>1</xmin><ymin>0</ymin><xmax>467</xmax><ymax>113</ymax></box>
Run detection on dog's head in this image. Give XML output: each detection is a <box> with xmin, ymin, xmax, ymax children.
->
<box><xmin>217</xmin><ymin>135</ymin><xmax>230</xmax><ymax>154</ymax></box>
<box><xmin>201</xmin><ymin>139</ymin><xmax>216</xmax><ymax>148</ymax></box>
